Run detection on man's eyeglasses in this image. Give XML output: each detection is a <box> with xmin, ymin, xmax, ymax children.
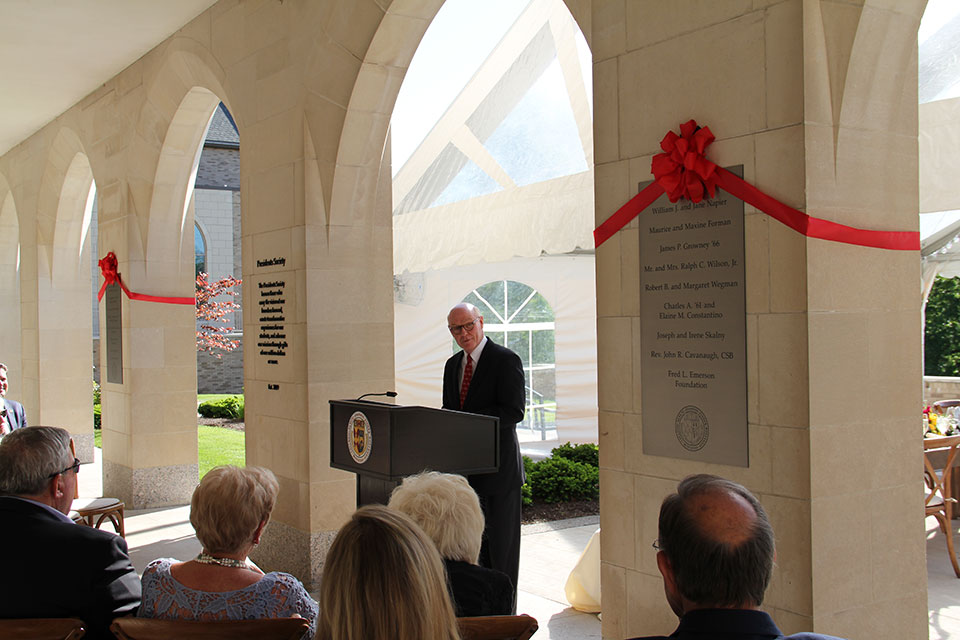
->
<box><xmin>448</xmin><ymin>320</ymin><xmax>477</xmax><ymax>335</ymax></box>
<box><xmin>49</xmin><ymin>457</ymin><xmax>80</xmax><ymax>478</ymax></box>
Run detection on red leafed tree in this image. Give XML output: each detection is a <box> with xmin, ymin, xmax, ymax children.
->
<box><xmin>196</xmin><ymin>272</ymin><xmax>242</xmax><ymax>357</ymax></box>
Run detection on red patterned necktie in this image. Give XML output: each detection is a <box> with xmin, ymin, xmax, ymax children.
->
<box><xmin>459</xmin><ymin>352</ymin><xmax>473</xmax><ymax>408</ymax></box>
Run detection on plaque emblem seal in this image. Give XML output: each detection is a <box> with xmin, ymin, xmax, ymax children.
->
<box><xmin>675</xmin><ymin>405</ymin><xmax>709</xmax><ymax>452</ymax></box>
<box><xmin>348</xmin><ymin>411</ymin><xmax>372</xmax><ymax>464</ymax></box>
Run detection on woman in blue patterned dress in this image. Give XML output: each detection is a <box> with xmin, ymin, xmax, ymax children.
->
<box><xmin>138</xmin><ymin>465</ymin><xmax>317</xmax><ymax>636</ymax></box>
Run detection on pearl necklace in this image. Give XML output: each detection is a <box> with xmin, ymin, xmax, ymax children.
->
<box><xmin>195</xmin><ymin>552</ymin><xmax>248</xmax><ymax>569</ymax></box>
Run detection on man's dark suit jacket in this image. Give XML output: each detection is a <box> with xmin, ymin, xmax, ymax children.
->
<box><xmin>0</xmin><ymin>497</ymin><xmax>141</xmax><ymax>639</ymax></box>
<box><xmin>3</xmin><ymin>397</ymin><xmax>27</xmax><ymax>432</ymax></box>
<box><xmin>442</xmin><ymin>338</ymin><xmax>526</xmax><ymax>495</ymax></box>
<box><xmin>628</xmin><ymin>608</ymin><xmax>847</xmax><ymax>640</ymax></box>
<box><xmin>444</xmin><ymin>558</ymin><xmax>514</xmax><ymax>617</ymax></box>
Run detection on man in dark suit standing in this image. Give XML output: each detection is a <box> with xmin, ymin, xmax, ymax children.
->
<box><xmin>0</xmin><ymin>363</ymin><xmax>27</xmax><ymax>435</ymax></box>
<box><xmin>0</xmin><ymin>426</ymin><xmax>140</xmax><ymax>638</ymax></box>
<box><xmin>442</xmin><ymin>302</ymin><xmax>525</xmax><ymax>607</ymax></box>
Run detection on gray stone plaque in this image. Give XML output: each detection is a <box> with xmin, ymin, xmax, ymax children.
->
<box><xmin>640</xmin><ymin>166</ymin><xmax>747</xmax><ymax>466</ymax></box>
<box><xmin>105</xmin><ymin>283</ymin><xmax>123</xmax><ymax>384</ymax></box>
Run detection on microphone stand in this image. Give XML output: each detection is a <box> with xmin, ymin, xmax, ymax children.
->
<box><xmin>355</xmin><ymin>391</ymin><xmax>398</xmax><ymax>402</ymax></box>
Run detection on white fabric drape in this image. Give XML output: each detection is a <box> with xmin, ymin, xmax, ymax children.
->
<box><xmin>393</xmin><ymin>255</ymin><xmax>598</xmax><ymax>443</ymax></box>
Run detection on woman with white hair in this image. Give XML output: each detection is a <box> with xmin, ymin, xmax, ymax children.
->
<box><xmin>138</xmin><ymin>465</ymin><xmax>318</xmax><ymax>635</ymax></box>
<box><xmin>388</xmin><ymin>471</ymin><xmax>514</xmax><ymax>616</ymax></box>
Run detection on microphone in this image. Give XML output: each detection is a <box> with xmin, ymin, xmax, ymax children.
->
<box><xmin>355</xmin><ymin>391</ymin><xmax>398</xmax><ymax>401</ymax></box>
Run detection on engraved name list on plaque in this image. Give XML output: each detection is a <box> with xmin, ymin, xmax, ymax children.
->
<box><xmin>255</xmin><ymin>257</ymin><xmax>288</xmax><ymax>383</ymax></box>
<box><xmin>639</xmin><ymin>167</ymin><xmax>748</xmax><ymax>466</ymax></box>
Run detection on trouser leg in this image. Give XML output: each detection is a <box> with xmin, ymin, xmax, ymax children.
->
<box><xmin>478</xmin><ymin>487</ymin><xmax>522</xmax><ymax>614</ymax></box>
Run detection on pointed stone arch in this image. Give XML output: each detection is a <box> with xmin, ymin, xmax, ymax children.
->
<box><xmin>33</xmin><ymin>127</ymin><xmax>97</xmax><ymax>458</ymax></box>
<box><xmin>144</xmin><ymin>86</ymin><xmax>222</xmax><ymax>284</ymax></box>
<box><xmin>99</xmin><ymin>42</ymin><xmax>234</xmax><ymax>508</ymax></box>
<box><xmin>36</xmin><ymin>127</ymin><xmax>89</xmax><ymax>280</ymax></box>
<box><xmin>124</xmin><ymin>42</ymin><xmax>231</xmax><ymax>288</ymax></box>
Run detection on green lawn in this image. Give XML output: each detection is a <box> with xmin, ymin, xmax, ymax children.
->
<box><xmin>198</xmin><ymin>393</ymin><xmax>241</xmax><ymax>404</ymax></box>
<box><xmin>198</xmin><ymin>425</ymin><xmax>245</xmax><ymax>477</ymax></box>
<box><xmin>95</xmin><ymin>425</ymin><xmax>244</xmax><ymax>478</ymax></box>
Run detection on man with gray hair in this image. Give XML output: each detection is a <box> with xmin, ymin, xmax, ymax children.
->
<box><xmin>0</xmin><ymin>426</ymin><xmax>140</xmax><ymax>638</ymax></box>
<box><xmin>632</xmin><ymin>474</ymin><xmax>845</xmax><ymax>640</ymax></box>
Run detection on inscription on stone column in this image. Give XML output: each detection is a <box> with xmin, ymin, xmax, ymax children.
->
<box><xmin>640</xmin><ymin>166</ymin><xmax>748</xmax><ymax>466</ymax></box>
<box><xmin>105</xmin><ymin>284</ymin><xmax>123</xmax><ymax>384</ymax></box>
<box><xmin>256</xmin><ymin>256</ymin><xmax>288</xmax><ymax>367</ymax></box>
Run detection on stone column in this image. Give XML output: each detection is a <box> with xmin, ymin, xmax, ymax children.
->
<box><xmin>594</xmin><ymin>2</ymin><xmax>926</xmax><ymax>639</ymax></box>
<box><xmin>241</xmin><ymin>114</ymin><xmax>394</xmax><ymax>587</ymax></box>
<box><xmin>239</xmin><ymin>0</ymin><xmax>402</xmax><ymax>589</ymax></box>
<box><xmin>0</xmin><ymin>182</ymin><xmax>23</xmax><ymax>414</ymax></box>
<box><xmin>98</xmin><ymin>179</ymin><xmax>198</xmax><ymax>508</ymax></box>
<box><xmin>801</xmin><ymin>0</ymin><xmax>925</xmax><ymax>633</ymax></box>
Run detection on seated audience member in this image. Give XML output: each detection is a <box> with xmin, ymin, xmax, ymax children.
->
<box><xmin>316</xmin><ymin>504</ymin><xmax>461</xmax><ymax>640</ymax></box>
<box><xmin>388</xmin><ymin>471</ymin><xmax>514</xmax><ymax>616</ymax></box>
<box><xmin>0</xmin><ymin>362</ymin><xmax>27</xmax><ymax>435</ymax></box>
<box><xmin>0</xmin><ymin>426</ymin><xmax>140</xmax><ymax>638</ymax></box>
<box><xmin>139</xmin><ymin>465</ymin><xmax>317</xmax><ymax>636</ymax></box>
<box><xmin>634</xmin><ymin>474</ymin><xmax>846</xmax><ymax>640</ymax></box>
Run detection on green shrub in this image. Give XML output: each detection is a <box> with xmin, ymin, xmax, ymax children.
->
<box><xmin>521</xmin><ymin>481</ymin><xmax>533</xmax><ymax>508</ymax></box>
<box><xmin>527</xmin><ymin>456</ymin><xmax>599</xmax><ymax>504</ymax></box>
<box><xmin>523</xmin><ymin>455</ymin><xmax>536</xmax><ymax>476</ymax></box>
<box><xmin>94</xmin><ymin>403</ymin><xmax>101</xmax><ymax>430</ymax></box>
<box><xmin>551</xmin><ymin>442</ymin><xmax>598</xmax><ymax>468</ymax></box>
<box><xmin>93</xmin><ymin>380</ymin><xmax>101</xmax><ymax>405</ymax></box>
<box><xmin>521</xmin><ymin>456</ymin><xmax>535</xmax><ymax>508</ymax></box>
<box><xmin>198</xmin><ymin>396</ymin><xmax>244</xmax><ymax>420</ymax></box>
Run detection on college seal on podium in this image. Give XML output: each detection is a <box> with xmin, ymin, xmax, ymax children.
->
<box><xmin>675</xmin><ymin>405</ymin><xmax>709</xmax><ymax>452</ymax></box>
<box><xmin>348</xmin><ymin>411</ymin><xmax>372</xmax><ymax>464</ymax></box>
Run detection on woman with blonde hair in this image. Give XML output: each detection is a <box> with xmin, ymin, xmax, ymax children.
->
<box><xmin>139</xmin><ymin>465</ymin><xmax>318</xmax><ymax>635</ymax></box>
<box><xmin>389</xmin><ymin>471</ymin><xmax>513</xmax><ymax>616</ymax></box>
<box><xmin>316</xmin><ymin>504</ymin><xmax>460</xmax><ymax>640</ymax></box>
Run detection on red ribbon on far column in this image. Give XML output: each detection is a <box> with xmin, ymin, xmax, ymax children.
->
<box><xmin>96</xmin><ymin>252</ymin><xmax>195</xmax><ymax>305</ymax></box>
<box><xmin>593</xmin><ymin>120</ymin><xmax>920</xmax><ymax>252</ymax></box>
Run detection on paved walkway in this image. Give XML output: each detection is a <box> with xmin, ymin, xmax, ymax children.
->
<box><xmin>78</xmin><ymin>449</ymin><xmax>601</xmax><ymax>639</ymax></box>
<box><xmin>78</xmin><ymin>450</ymin><xmax>960</xmax><ymax>639</ymax></box>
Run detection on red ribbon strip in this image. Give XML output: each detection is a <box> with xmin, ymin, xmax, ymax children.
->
<box><xmin>594</xmin><ymin>120</ymin><xmax>920</xmax><ymax>251</ymax></box>
<box><xmin>97</xmin><ymin>252</ymin><xmax>195</xmax><ymax>305</ymax></box>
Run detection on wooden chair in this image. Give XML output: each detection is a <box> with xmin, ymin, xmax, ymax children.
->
<box><xmin>109</xmin><ymin>617</ymin><xmax>310</xmax><ymax>640</ymax></box>
<box><xmin>924</xmin><ymin>434</ymin><xmax>960</xmax><ymax>578</ymax></box>
<box><xmin>70</xmin><ymin>497</ymin><xmax>125</xmax><ymax>537</ymax></box>
<box><xmin>457</xmin><ymin>614</ymin><xmax>539</xmax><ymax>640</ymax></box>
<box><xmin>933</xmin><ymin>399</ymin><xmax>960</xmax><ymax>413</ymax></box>
<box><xmin>0</xmin><ymin>617</ymin><xmax>86</xmax><ymax>639</ymax></box>
<box><xmin>68</xmin><ymin>437</ymin><xmax>125</xmax><ymax>537</ymax></box>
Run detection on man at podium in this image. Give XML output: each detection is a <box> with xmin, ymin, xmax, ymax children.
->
<box><xmin>442</xmin><ymin>302</ymin><xmax>526</xmax><ymax>609</ymax></box>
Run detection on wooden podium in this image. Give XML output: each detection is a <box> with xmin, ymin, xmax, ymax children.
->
<box><xmin>329</xmin><ymin>399</ymin><xmax>500</xmax><ymax>506</ymax></box>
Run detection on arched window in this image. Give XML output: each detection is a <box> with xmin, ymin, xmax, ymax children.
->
<box><xmin>460</xmin><ymin>280</ymin><xmax>556</xmax><ymax>436</ymax></box>
<box><xmin>194</xmin><ymin>223</ymin><xmax>206</xmax><ymax>277</ymax></box>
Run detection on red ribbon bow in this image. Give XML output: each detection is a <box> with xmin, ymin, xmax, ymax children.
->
<box><xmin>593</xmin><ymin>120</ymin><xmax>919</xmax><ymax>251</ymax></box>
<box><xmin>96</xmin><ymin>252</ymin><xmax>195</xmax><ymax>305</ymax></box>
<box><xmin>651</xmin><ymin>120</ymin><xmax>717</xmax><ymax>203</ymax></box>
<box><xmin>98</xmin><ymin>252</ymin><xmax>120</xmax><ymax>289</ymax></box>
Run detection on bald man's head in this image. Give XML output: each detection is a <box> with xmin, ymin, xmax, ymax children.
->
<box><xmin>656</xmin><ymin>475</ymin><xmax>775</xmax><ymax>611</ymax></box>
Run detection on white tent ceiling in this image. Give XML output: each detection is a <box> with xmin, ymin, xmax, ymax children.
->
<box><xmin>919</xmin><ymin>0</ymin><xmax>960</xmax><ymax>280</ymax></box>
